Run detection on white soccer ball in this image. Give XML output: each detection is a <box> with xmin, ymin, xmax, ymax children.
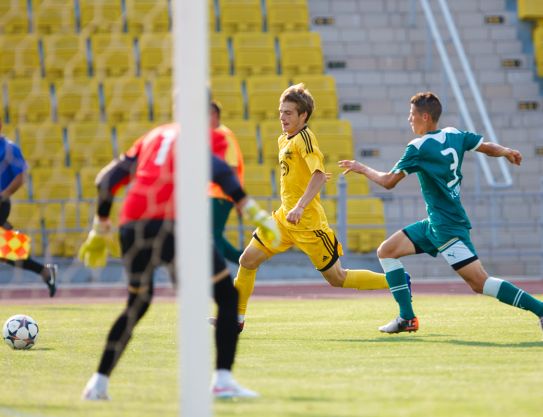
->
<box><xmin>2</xmin><ymin>314</ymin><xmax>39</xmax><ymax>350</ymax></box>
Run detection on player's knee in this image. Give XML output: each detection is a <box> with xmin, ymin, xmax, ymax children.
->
<box><xmin>376</xmin><ymin>241</ymin><xmax>393</xmax><ymax>259</ymax></box>
<box><xmin>239</xmin><ymin>251</ymin><xmax>260</xmax><ymax>269</ymax></box>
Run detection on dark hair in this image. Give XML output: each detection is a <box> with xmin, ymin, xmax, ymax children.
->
<box><xmin>410</xmin><ymin>92</ymin><xmax>442</xmax><ymax>122</ymax></box>
<box><xmin>210</xmin><ymin>101</ymin><xmax>221</xmax><ymax>118</ymax></box>
<box><xmin>279</xmin><ymin>83</ymin><xmax>314</xmax><ymax>123</ymax></box>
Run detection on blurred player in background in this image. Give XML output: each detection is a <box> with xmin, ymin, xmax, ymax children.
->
<box><xmin>0</xmin><ymin>119</ymin><xmax>57</xmax><ymax>297</ymax></box>
<box><xmin>339</xmin><ymin>92</ymin><xmax>543</xmax><ymax>335</ymax></box>
<box><xmin>209</xmin><ymin>101</ymin><xmax>245</xmax><ymax>264</ymax></box>
<box><xmin>232</xmin><ymin>84</ymin><xmax>410</xmax><ymax>332</ymax></box>
<box><xmin>80</xmin><ymin>123</ymin><xmax>279</xmax><ymax>400</ymax></box>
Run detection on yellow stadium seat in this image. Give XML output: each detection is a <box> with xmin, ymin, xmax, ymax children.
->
<box><xmin>267</xmin><ymin>0</ymin><xmax>309</xmax><ymax>34</ymax></box>
<box><xmin>102</xmin><ymin>77</ymin><xmax>150</xmax><ymax>122</ymax></box>
<box><xmin>115</xmin><ymin>122</ymin><xmax>156</xmax><ymax>154</ymax></box>
<box><xmin>246</xmin><ymin>75</ymin><xmax>289</xmax><ymax>121</ymax></box>
<box><xmin>310</xmin><ymin>119</ymin><xmax>354</xmax><ymax>162</ymax></box>
<box><xmin>346</xmin><ymin>198</ymin><xmax>385</xmax><ymax>224</ymax></box>
<box><xmin>211</xmin><ymin>75</ymin><xmax>245</xmax><ymax>120</ymax></box>
<box><xmin>78</xmin><ymin>166</ymin><xmax>101</xmax><ymax>199</ymax></box>
<box><xmin>33</xmin><ymin>0</ymin><xmax>76</xmax><ymax>34</ymax></box>
<box><xmin>1</xmin><ymin>124</ymin><xmax>17</xmax><ymax>142</ymax></box>
<box><xmin>219</xmin><ymin>0</ymin><xmax>263</xmax><ymax>34</ymax></box>
<box><xmin>55</xmin><ymin>78</ymin><xmax>101</xmax><ymax>122</ymax></box>
<box><xmin>209</xmin><ymin>0</ymin><xmax>217</xmax><ymax>32</ymax></box>
<box><xmin>18</xmin><ymin>122</ymin><xmax>66</xmax><ymax>167</ymax></box>
<box><xmin>279</xmin><ymin>32</ymin><xmax>324</xmax><ymax>76</ymax></box>
<box><xmin>45</xmin><ymin>232</ymin><xmax>66</xmax><ymax>256</ymax></box>
<box><xmin>63</xmin><ymin>231</ymin><xmax>92</xmax><ymax>257</ymax></box>
<box><xmin>0</xmin><ymin>34</ymin><xmax>40</xmax><ymax>78</ymax></box>
<box><xmin>292</xmin><ymin>74</ymin><xmax>338</xmax><ymax>119</ymax></box>
<box><xmin>126</xmin><ymin>0</ymin><xmax>170</xmax><ymax>33</ymax></box>
<box><xmin>321</xmin><ymin>163</ymin><xmax>369</xmax><ymax>196</ymax></box>
<box><xmin>243</xmin><ymin>164</ymin><xmax>274</xmax><ymax>196</ymax></box>
<box><xmin>43</xmin><ymin>34</ymin><xmax>88</xmax><ymax>79</ymax></box>
<box><xmin>259</xmin><ymin>119</ymin><xmax>281</xmax><ymax>164</ymax></box>
<box><xmin>518</xmin><ymin>0</ymin><xmax>543</xmax><ymax>20</ymax></box>
<box><xmin>210</xmin><ymin>32</ymin><xmax>230</xmax><ymax>76</ymax></box>
<box><xmin>7</xmin><ymin>202</ymin><xmax>42</xmax><ymax>230</ymax></box>
<box><xmin>151</xmin><ymin>76</ymin><xmax>172</xmax><ymax>121</ymax></box>
<box><xmin>91</xmin><ymin>33</ymin><xmax>136</xmax><ymax>78</ymax></box>
<box><xmin>79</xmin><ymin>0</ymin><xmax>124</xmax><ymax>33</ymax></box>
<box><xmin>0</xmin><ymin>0</ymin><xmax>29</xmax><ymax>34</ymax></box>
<box><xmin>320</xmin><ymin>198</ymin><xmax>337</xmax><ymax>223</ymax></box>
<box><xmin>232</xmin><ymin>32</ymin><xmax>276</xmax><ymax>77</ymax></box>
<box><xmin>5</xmin><ymin>78</ymin><xmax>52</xmax><ymax>123</ymax></box>
<box><xmin>139</xmin><ymin>32</ymin><xmax>172</xmax><ymax>77</ymax></box>
<box><xmin>222</xmin><ymin>119</ymin><xmax>259</xmax><ymax>164</ymax></box>
<box><xmin>67</xmin><ymin>123</ymin><xmax>114</xmax><ymax>169</ymax></box>
<box><xmin>31</xmin><ymin>167</ymin><xmax>78</xmax><ymax>200</ymax></box>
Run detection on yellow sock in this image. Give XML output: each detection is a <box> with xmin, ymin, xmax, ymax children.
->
<box><xmin>234</xmin><ymin>266</ymin><xmax>257</xmax><ymax>316</ymax></box>
<box><xmin>342</xmin><ymin>269</ymin><xmax>388</xmax><ymax>290</ymax></box>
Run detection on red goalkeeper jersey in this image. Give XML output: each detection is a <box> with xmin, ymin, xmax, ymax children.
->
<box><xmin>120</xmin><ymin>124</ymin><xmax>178</xmax><ymax>224</ymax></box>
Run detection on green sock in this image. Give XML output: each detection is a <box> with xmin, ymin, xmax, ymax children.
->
<box><xmin>483</xmin><ymin>277</ymin><xmax>543</xmax><ymax>317</ymax></box>
<box><xmin>379</xmin><ymin>258</ymin><xmax>415</xmax><ymax>320</ymax></box>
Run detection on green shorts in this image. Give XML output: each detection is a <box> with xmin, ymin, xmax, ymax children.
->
<box><xmin>403</xmin><ymin>219</ymin><xmax>478</xmax><ymax>270</ymax></box>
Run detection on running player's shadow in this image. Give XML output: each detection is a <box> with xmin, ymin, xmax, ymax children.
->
<box><xmin>326</xmin><ymin>336</ymin><xmax>543</xmax><ymax>348</ymax></box>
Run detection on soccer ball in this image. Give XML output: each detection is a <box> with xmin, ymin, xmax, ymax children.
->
<box><xmin>2</xmin><ymin>314</ymin><xmax>39</xmax><ymax>350</ymax></box>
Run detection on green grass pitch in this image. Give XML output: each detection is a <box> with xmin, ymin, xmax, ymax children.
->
<box><xmin>1</xmin><ymin>294</ymin><xmax>542</xmax><ymax>417</ymax></box>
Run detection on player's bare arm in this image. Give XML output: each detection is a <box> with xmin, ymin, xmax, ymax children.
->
<box><xmin>338</xmin><ymin>160</ymin><xmax>405</xmax><ymax>190</ymax></box>
<box><xmin>286</xmin><ymin>170</ymin><xmax>326</xmax><ymax>224</ymax></box>
<box><xmin>476</xmin><ymin>142</ymin><xmax>522</xmax><ymax>166</ymax></box>
<box><xmin>0</xmin><ymin>172</ymin><xmax>24</xmax><ymax>199</ymax></box>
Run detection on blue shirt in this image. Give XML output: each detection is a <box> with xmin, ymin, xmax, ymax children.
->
<box><xmin>0</xmin><ymin>136</ymin><xmax>27</xmax><ymax>193</ymax></box>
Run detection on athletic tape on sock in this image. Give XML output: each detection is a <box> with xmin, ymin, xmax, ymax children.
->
<box><xmin>378</xmin><ymin>258</ymin><xmax>404</xmax><ymax>273</ymax></box>
<box><xmin>482</xmin><ymin>277</ymin><xmax>504</xmax><ymax>297</ymax></box>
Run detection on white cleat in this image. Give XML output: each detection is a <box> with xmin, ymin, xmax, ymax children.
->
<box><xmin>82</xmin><ymin>373</ymin><xmax>111</xmax><ymax>401</ymax></box>
<box><xmin>212</xmin><ymin>379</ymin><xmax>259</xmax><ymax>399</ymax></box>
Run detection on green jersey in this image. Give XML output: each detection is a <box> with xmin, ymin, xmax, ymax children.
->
<box><xmin>392</xmin><ymin>127</ymin><xmax>483</xmax><ymax>229</ymax></box>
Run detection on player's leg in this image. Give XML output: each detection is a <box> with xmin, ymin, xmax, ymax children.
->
<box><xmin>82</xmin><ymin>220</ymin><xmax>160</xmax><ymax>400</ymax></box>
<box><xmin>212</xmin><ymin>198</ymin><xmax>242</xmax><ymax>264</ymax></box>
<box><xmin>211</xmin><ymin>246</ymin><xmax>258</xmax><ymax>398</ymax></box>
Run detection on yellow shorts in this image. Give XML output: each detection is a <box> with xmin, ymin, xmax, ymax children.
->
<box><xmin>250</xmin><ymin>213</ymin><xmax>343</xmax><ymax>271</ymax></box>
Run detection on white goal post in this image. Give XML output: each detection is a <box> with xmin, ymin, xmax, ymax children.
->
<box><xmin>173</xmin><ymin>1</ymin><xmax>211</xmax><ymax>416</ymax></box>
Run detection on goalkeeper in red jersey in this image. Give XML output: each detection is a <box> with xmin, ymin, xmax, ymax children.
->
<box><xmin>80</xmin><ymin>123</ymin><xmax>279</xmax><ymax>400</ymax></box>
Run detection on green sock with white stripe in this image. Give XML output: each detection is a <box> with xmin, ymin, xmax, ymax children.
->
<box><xmin>379</xmin><ymin>258</ymin><xmax>415</xmax><ymax>320</ymax></box>
<box><xmin>483</xmin><ymin>277</ymin><xmax>543</xmax><ymax>317</ymax></box>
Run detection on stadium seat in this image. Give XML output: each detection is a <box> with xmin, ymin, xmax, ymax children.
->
<box><xmin>4</xmin><ymin>78</ymin><xmax>53</xmax><ymax>123</ymax></box>
<box><xmin>67</xmin><ymin>123</ymin><xmax>114</xmax><ymax>169</ymax></box>
<box><xmin>259</xmin><ymin>119</ymin><xmax>281</xmax><ymax>164</ymax></box>
<box><xmin>210</xmin><ymin>32</ymin><xmax>230</xmax><ymax>76</ymax></box>
<box><xmin>222</xmin><ymin>119</ymin><xmax>259</xmax><ymax>164</ymax></box>
<box><xmin>278</xmin><ymin>32</ymin><xmax>324</xmax><ymax>76</ymax></box>
<box><xmin>7</xmin><ymin>202</ymin><xmax>43</xmax><ymax>231</ymax></box>
<box><xmin>102</xmin><ymin>77</ymin><xmax>151</xmax><ymax>122</ymax></box>
<box><xmin>78</xmin><ymin>166</ymin><xmax>101</xmax><ymax>199</ymax></box>
<box><xmin>18</xmin><ymin>122</ymin><xmax>66</xmax><ymax>167</ymax></box>
<box><xmin>126</xmin><ymin>0</ymin><xmax>170</xmax><ymax>34</ymax></box>
<box><xmin>151</xmin><ymin>76</ymin><xmax>172</xmax><ymax>121</ymax></box>
<box><xmin>55</xmin><ymin>78</ymin><xmax>101</xmax><ymax>122</ymax></box>
<box><xmin>232</xmin><ymin>32</ymin><xmax>277</xmax><ymax>78</ymax></box>
<box><xmin>535</xmin><ymin>23</ymin><xmax>543</xmax><ymax>77</ymax></box>
<box><xmin>210</xmin><ymin>75</ymin><xmax>245</xmax><ymax>120</ymax></box>
<box><xmin>33</xmin><ymin>0</ymin><xmax>76</xmax><ymax>34</ymax></box>
<box><xmin>0</xmin><ymin>0</ymin><xmax>30</xmax><ymax>34</ymax></box>
<box><xmin>139</xmin><ymin>32</ymin><xmax>172</xmax><ymax>77</ymax></box>
<box><xmin>219</xmin><ymin>0</ymin><xmax>263</xmax><ymax>34</ymax></box>
<box><xmin>245</xmin><ymin>75</ymin><xmax>289</xmax><ymax>121</ymax></box>
<box><xmin>346</xmin><ymin>198</ymin><xmax>385</xmax><ymax>224</ymax></box>
<box><xmin>30</xmin><ymin>167</ymin><xmax>78</xmax><ymax>200</ymax></box>
<box><xmin>0</xmin><ymin>34</ymin><xmax>40</xmax><ymax>78</ymax></box>
<box><xmin>321</xmin><ymin>163</ymin><xmax>369</xmax><ymax>196</ymax></box>
<box><xmin>79</xmin><ymin>0</ymin><xmax>124</xmax><ymax>34</ymax></box>
<box><xmin>309</xmin><ymin>119</ymin><xmax>354</xmax><ymax>162</ymax></box>
<box><xmin>115</xmin><ymin>121</ymin><xmax>156</xmax><ymax>155</ymax></box>
<box><xmin>243</xmin><ymin>164</ymin><xmax>274</xmax><ymax>196</ymax></box>
<box><xmin>42</xmin><ymin>34</ymin><xmax>89</xmax><ymax>80</ymax></box>
<box><xmin>320</xmin><ymin>198</ymin><xmax>337</xmax><ymax>224</ymax></box>
<box><xmin>91</xmin><ymin>33</ymin><xmax>136</xmax><ymax>78</ymax></box>
<box><xmin>267</xmin><ymin>0</ymin><xmax>309</xmax><ymax>34</ymax></box>
<box><xmin>292</xmin><ymin>74</ymin><xmax>338</xmax><ymax>119</ymax></box>
<box><xmin>518</xmin><ymin>0</ymin><xmax>543</xmax><ymax>20</ymax></box>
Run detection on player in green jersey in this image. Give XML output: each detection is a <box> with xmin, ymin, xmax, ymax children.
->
<box><xmin>339</xmin><ymin>92</ymin><xmax>543</xmax><ymax>335</ymax></box>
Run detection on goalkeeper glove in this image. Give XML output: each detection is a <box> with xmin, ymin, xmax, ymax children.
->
<box><xmin>242</xmin><ymin>198</ymin><xmax>280</xmax><ymax>248</ymax></box>
<box><xmin>78</xmin><ymin>217</ymin><xmax>119</xmax><ymax>268</ymax></box>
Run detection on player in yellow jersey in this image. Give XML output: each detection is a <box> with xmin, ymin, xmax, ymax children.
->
<box><xmin>233</xmin><ymin>84</ymin><xmax>410</xmax><ymax>331</ymax></box>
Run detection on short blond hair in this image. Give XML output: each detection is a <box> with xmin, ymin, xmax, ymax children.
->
<box><xmin>279</xmin><ymin>83</ymin><xmax>314</xmax><ymax>122</ymax></box>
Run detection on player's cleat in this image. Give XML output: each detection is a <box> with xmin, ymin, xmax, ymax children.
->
<box><xmin>44</xmin><ymin>264</ymin><xmax>58</xmax><ymax>297</ymax></box>
<box><xmin>379</xmin><ymin>316</ymin><xmax>419</xmax><ymax>334</ymax></box>
<box><xmin>212</xmin><ymin>379</ymin><xmax>259</xmax><ymax>399</ymax></box>
<box><xmin>207</xmin><ymin>317</ymin><xmax>245</xmax><ymax>333</ymax></box>
<box><xmin>81</xmin><ymin>383</ymin><xmax>111</xmax><ymax>401</ymax></box>
<box><xmin>405</xmin><ymin>272</ymin><xmax>412</xmax><ymax>300</ymax></box>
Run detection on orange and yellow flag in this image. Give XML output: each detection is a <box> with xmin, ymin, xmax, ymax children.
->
<box><xmin>0</xmin><ymin>228</ymin><xmax>31</xmax><ymax>260</ymax></box>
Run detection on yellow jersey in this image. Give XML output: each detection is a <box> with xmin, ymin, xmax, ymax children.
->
<box><xmin>275</xmin><ymin>126</ymin><xmax>329</xmax><ymax>231</ymax></box>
